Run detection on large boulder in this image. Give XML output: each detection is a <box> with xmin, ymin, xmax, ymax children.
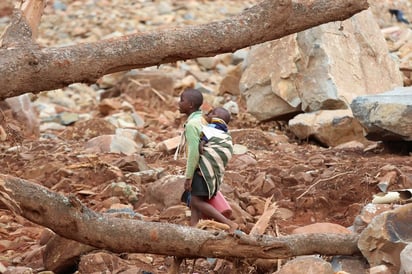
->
<box><xmin>358</xmin><ymin>203</ymin><xmax>412</xmax><ymax>273</ymax></box>
<box><xmin>350</xmin><ymin>87</ymin><xmax>412</xmax><ymax>141</ymax></box>
<box><xmin>240</xmin><ymin>10</ymin><xmax>403</xmax><ymax>121</ymax></box>
<box><xmin>288</xmin><ymin>109</ymin><xmax>367</xmax><ymax>147</ymax></box>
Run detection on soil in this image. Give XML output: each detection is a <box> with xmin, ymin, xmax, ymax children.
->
<box><xmin>1</xmin><ymin>90</ymin><xmax>412</xmax><ymax>273</ymax></box>
<box><xmin>1</xmin><ymin>0</ymin><xmax>412</xmax><ymax>273</ymax></box>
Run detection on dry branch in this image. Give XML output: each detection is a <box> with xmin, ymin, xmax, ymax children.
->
<box><xmin>0</xmin><ymin>174</ymin><xmax>360</xmax><ymax>259</ymax></box>
<box><xmin>0</xmin><ymin>0</ymin><xmax>369</xmax><ymax>99</ymax></box>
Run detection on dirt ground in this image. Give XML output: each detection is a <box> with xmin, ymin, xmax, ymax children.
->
<box><xmin>1</xmin><ymin>0</ymin><xmax>412</xmax><ymax>273</ymax></box>
<box><xmin>1</xmin><ymin>88</ymin><xmax>412</xmax><ymax>273</ymax></box>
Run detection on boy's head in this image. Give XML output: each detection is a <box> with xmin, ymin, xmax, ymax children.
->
<box><xmin>178</xmin><ymin>88</ymin><xmax>203</xmax><ymax>115</ymax></box>
<box><xmin>207</xmin><ymin>107</ymin><xmax>231</xmax><ymax>124</ymax></box>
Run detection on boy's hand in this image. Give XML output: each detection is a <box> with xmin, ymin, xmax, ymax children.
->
<box><xmin>184</xmin><ymin>178</ymin><xmax>192</xmax><ymax>191</ymax></box>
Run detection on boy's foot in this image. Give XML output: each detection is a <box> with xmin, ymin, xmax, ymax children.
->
<box><xmin>228</xmin><ymin>222</ymin><xmax>239</xmax><ymax>234</ymax></box>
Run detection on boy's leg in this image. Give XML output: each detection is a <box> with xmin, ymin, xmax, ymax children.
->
<box><xmin>190</xmin><ymin>171</ymin><xmax>238</xmax><ymax>232</ymax></box>
<box><xmin>190</xmin><ymin>206</ymin><xmax>201</xmax><ymax>227</ymax></box>
<box><xmin>191</xmin><ymin>195</ymin><xmax>238</xmax><ymax>233</ymax></box>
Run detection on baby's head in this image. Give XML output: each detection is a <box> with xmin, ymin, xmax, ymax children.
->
<box><xmin>206</xmin><ymin>107</ymin><xmax>231</xmax><ymax>124</ymax></box>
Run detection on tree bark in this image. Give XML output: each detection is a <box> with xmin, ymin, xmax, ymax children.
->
<box><xmin>0</xmin><ymin>0</ymin><xmax>369</xmax><ymax>99</ymax></box>
<box><xmin>0</xmin><ymin>174</ymin><xmax>360</xmax><ymax>259</ymax></box>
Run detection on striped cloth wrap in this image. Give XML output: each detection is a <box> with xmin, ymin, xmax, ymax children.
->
<box><xmin>198</xmin><ymin>126</ymin><xmax>234</xmax><ymax>199</ymax></box>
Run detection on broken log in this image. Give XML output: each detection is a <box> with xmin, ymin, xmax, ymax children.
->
<box><xmin>0</xmin><ymin>0</ymin><xmax>369</xmax><ymax>99</ymax></box>
<box><xmin>0</xmin><ymin>174</ymin><xmax>360</xmax><ymax>259</ymax></box>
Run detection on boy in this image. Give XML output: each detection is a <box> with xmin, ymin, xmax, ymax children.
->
<box><xmin>177</xmin><ymin>88</ymin><xmax>237</xmax><ymax>233</ymax></box>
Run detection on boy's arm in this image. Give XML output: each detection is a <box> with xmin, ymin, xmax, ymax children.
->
<box><xmin>184</xmin><ymin>123</ymin><xmax>201</xmax><ymax>179</ymax></box>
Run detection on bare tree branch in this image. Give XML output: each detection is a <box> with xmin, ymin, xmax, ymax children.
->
<box><xmin>0</xmin><ymin>174</ymin><xmax>360</xmax><ymax>259</ymax></box>
<box><xmin>0</xmin><ymin>0</ymin><xmax>369</xmax><ymax>99</ymax></box>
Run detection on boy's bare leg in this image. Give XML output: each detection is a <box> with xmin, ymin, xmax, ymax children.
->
<box><xmin>190</xmin><ymin>206</ymin><xmax>201</xmax><ymax>227</ymax></box>
<box><xmin>191</xmin><ymin>195</ymin><xmax>238</xmax><ymax>233</ymax></box>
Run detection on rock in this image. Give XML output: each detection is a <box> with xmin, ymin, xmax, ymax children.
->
<box><xmin>126</xmin><ymin>168</ymin><xmax>166</xmax><ymax>184</ymax></box>
<box><xmin>333</xmin><ymin>140</ymin><xmax>366</xmax><ymax>150</ymax></box>
<box><xmin>350</xmin><ymin>87</ymin><xmax>412</xmax><ymax>141</ymax></box>
<box><xmin>57</xmin><ymin>111</ymin><xmax>79</xmax><ymax>125</ymax></box>
<box><xmin>277</xmin><ymin>256</ymin><xmax>334</xmax><ymax>274</ymax></box>
<box><xmin>351</xmin><ymin>203</ymin><xmax>393</xmax><ymax>233</ymax></box>
<box><xmin>0</xmin><ymin>0</ymin><xmax>13</xmax><ymax>17</ymax></box>
<box><xmin>156</xmin><ymin>136</ymin><xmax>181</xmax><ymax>152</ymax></box>
<box><xmin>113</xmin><ymin>154</ymin><xmax>149</xmax><ymax>172</ymax></box>
<box><xmin>227</xmin><ymin>154</ymin><xmax>257</xmax><ymax>170</ymax></box>
<box><xmin>218</xmin><ymin>64</ymin><xmax>242</xmax><ymax>96</ymax></box>
<box><xmin>60</xmin><ymin>118</ymin><xmax>116</xmax><ymax>140</ymax></box>
<box><xmin>358</xmin><ymin>203</ymin><xmax>412</xmax><ymax>273</ymax></box>
<box><xmin>5</xmin><ymin>94</ymin><xmax>40</xmax><ymax>138</ymax></box>
<box><xmin>43</xmin><ymin>235</ymin><xmax>95</xmax><ymax>273</ymax></box>
<box><xmin>330</xmin><ymin>255</ymin><xmax>369</xmax><ymax>274</ymax></box>
<box><xmin>102</xmin><ymin>182</ymin><xmax>139</xmax><ymax>204</ymax></box>
<box><xmin>400</xmin><ymin>244</ymin><xmax>412</xmax><ymax>274</ymax></box>
<box><xmin>232</xmin><ymin>48</ymin><xmax>249</xmax><ymax>65</ymax></box>
<box><xmin>369</xmin><ymin>265</ymin><xmax>391</xmax><ymax>274</ymax></box>
<box><xmin>3</xmin><ymin>266</ymin><xmax>34</xmax><ymax>274</ymax></box>
<box><xmin>241</xmin><ymin>10</ymin><xmax>402</xmax><ymax>121</ymax></box>
<box><xmin>78</xmin><ymin>251</ymin><xmax>146</xmax><ymax>274</ymax></box>
<box><xmin>98</xmin><ymin>98</ymin><xmax>122</xmax><ymax>115</ymax></box>
<box><xmin>291</xmin><ymin>222</ymin><xmax>353</xmax><ymax>235</ymax></box>
<box><xmin>159</xmin><ymin>205</ymin><xmax>187</xmax><ymax>220</ymax></box>
<box><xmin>145</xmin><ymin>175</ymin><xmax>185</xmax><ymax>208</ymax></box>
<box><xmin>288</xmin><ymin>109</ymin><xmax>367</xmax><ymax>147</ymax></box>
<box><xmin>196</xmin><ymin>56</ymin><xmax>219</xmax><ymax>70</ymax></box>
<box><xmin>84</xmin><ymin>134</ymin><xmax>142</xmax><ymax>155</ymax></box>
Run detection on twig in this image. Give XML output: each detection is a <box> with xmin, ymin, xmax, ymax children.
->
<box><xmin>130</xmin><ymin>79</ymin><xmax>167</xmax><ymax>102</ymax></box>
<box><xmin>296</xmin><ymin>172</ymin><xmax>351</xmax><ymax>200</ymax></box>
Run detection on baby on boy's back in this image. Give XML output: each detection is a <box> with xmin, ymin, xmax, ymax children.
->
<box><xmin>199</xmin><ymin>107</ymin><xmax>231</xmax><ymax>154</ymax></box>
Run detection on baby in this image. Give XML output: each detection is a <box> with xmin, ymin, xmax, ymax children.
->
<box><xmin>199</xmin><ymin>107</ymin><xmax>231</xmax><ymax>154</ymax></box>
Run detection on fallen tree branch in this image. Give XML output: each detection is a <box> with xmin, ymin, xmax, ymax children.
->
<box><xmin>0</xmin><ymin>0</ymin><xmax>369</xmax><ymax>99</ymax></box>
<box><xmin>0</xmin><ymin>174</ymin><xmax>360</xmax><ymax>259</ymax></box>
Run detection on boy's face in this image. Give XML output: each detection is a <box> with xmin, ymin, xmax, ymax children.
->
<box><xmin>178</xmin><ymin>92</ymin><xmax>192</xmax><ymax>115</ymax></box>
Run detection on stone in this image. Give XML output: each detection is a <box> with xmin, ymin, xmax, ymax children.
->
<box><xmin>78</xmin><ymin>252</ymin><xmax>142</xmax><ymax>274</ymax></box>
<box><xmin>240</xmin><ymin>10</ymin><xmax>403</xmax><ymax>121</ymax></box>
<box><xmin>43</xmin><ymin>235</ymin><xmax>95</xmax><ymax>273</ymax></box>
<box><xmin>84</xmin><ymin>134</ymin><xmax>142</xmax><ymax>155</ymax></box>
<box><xmin>5</xmin><ymin>94</ymin><xmax>40</xmax><ymax>138</ymax></box>
<box><xmin>350</xmin><ymin>87</ymin><xmax>412</xmax><ymax>141</ymax></box>
<box><xmin>218</xmin><ymin>64</ymin><xmax>242</xmax><ymax>96</ymax></box>
<box><xmin>400</xmin><ymin>244</ymin><xmax>412</xmax><ymax>274</ymax></box>
<box><xmin>156</xmin><ymin>136</ymin><xmax>181</xmax><ymax>152</ymax></box>
<box><xmin>351</xmin><ymin>203</ymin><xmax>393</xmax><ymax>234</ymax></box>
<box><xmin>60</xmin><ymin>118</ymin><xmax>116</xmax><ymax>141</ymax></box>
<box><xmin>369</xmin><ymin>265</ymin><xmax>391</xmax><ymax>274</ymax></box>
<box><xmin>330</xmin><ymin>256</ymin><xmax>369</xmax><ymax>274</ymax></box>
<box><xmin>288</xmin><ymin>109</ymin><xmax>367</xmax><ymax>147</ymax></box>
<box><xmin>145</xmin><ymin>175</ymin><xmax>186</xmax><ymax>208</ymax></box>
<box><xmin>291</xmin><ymin>222</ymin><xmax>353</xmax><ymax>235</ymax></box>
<box><xmin>278</xmin><ymin>256</ymin><xmax>334</xmax><ymax>274</ymax></box>
<box><xmin>358</xmin><ymin>203</ymin><xmax>412</xmax><ymax>273</ymax></box>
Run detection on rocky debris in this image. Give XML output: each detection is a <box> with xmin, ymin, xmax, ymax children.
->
<box><xmin>351</xmin><ymin>87</ymin><xmax>412</xmax><ymax>141</ymax></box>
<box><xmin>240</xmin><ymin>10</ymin><xmax>403</xmax><ymax>121</ymax></box>
<box><xmin>358</xmin><ymin>203</ymin><xmax>412</xmax><ymax>273</ymax></box>
<box><xmin>288</xmin><ymin>109</ymin><xmax>368</xmax><ymax>147</ymax></box>
<box><xmin>400</xmin><ymin>244</ymin><xmax>412</xmax><ymax>274</ymax></box>
<box><xmin>1</xmin><ymin>0</ymin><xmax>412</xmax><ymax>273</ymax></box>
<box><xmin>275</xmin><ymin>256</ymin><xmax>334</xmax><ymax>274</ymax></box>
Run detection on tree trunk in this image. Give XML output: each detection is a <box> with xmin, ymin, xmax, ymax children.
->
<box><xmin>0</xmin><ymin>0</ymin><xmax>369</xmax><ymax>99</ymax></box>
<box><xmin>0</xmin><ymin>174</ymin><xmax>360</xmax><ymax>259</ymax></box>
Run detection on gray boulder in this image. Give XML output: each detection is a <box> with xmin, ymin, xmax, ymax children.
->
<box><xmin>350</xmin><ymin>87</ymin><xmax>412</xmax><ymax>141</ymax></box>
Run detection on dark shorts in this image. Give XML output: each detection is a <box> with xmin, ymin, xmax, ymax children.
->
<box><xmin>191</xmin><ymin>171</ymin><xmax>209</xmax><ymax>198</ymax></box>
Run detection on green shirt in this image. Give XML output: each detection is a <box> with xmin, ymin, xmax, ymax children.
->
<box><xmin>184</xmin><ymin>110</ymin><xmax>206</xmax><ymax>179</ymax></box>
